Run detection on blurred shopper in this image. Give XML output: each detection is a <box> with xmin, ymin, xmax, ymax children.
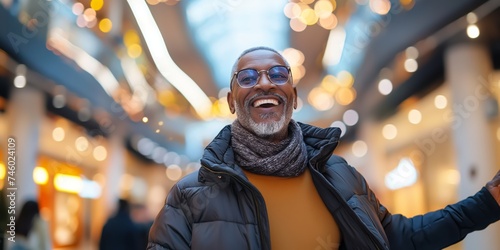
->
<box><xmin>99</xmin><ymin>199</ymin><xmax>141</xmax><ymax>250</ymax></box>
<box><xmin>130</xmin><ymin>203</ymin><xmax>153</xmax><ymax>250</ymax></box>
<box><xmin>7</xmin><ymin>200</ymin><xmax>51</xmax><ymax>250</ymax></box>
<box><xmin>147</xmin><ymin>47</ymin><xmax>500</xmax><ymax>249</ymax></box>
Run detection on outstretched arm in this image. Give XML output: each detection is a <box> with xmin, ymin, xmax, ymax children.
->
<box><xmin>382</xmin><ymin>169</ymin><xmax>500</xmax><ymax>250</ymax></box>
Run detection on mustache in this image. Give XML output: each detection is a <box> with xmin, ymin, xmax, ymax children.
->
<box><xmin>244</xmin><ymin>92</ymin><xmax>287</xmax><ymax>108</ymax></box>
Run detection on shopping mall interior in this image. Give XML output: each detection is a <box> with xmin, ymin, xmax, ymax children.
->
<box><xmin>0</xmin><ymin>0</ymin><xmax>500</xmax><ymax>249</ymax></box>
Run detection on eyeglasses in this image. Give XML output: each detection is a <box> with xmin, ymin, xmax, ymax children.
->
<box><xmin>231</xmin><ymin>65</ymin><xmax>291</xmax><ymax>88</ymax></box>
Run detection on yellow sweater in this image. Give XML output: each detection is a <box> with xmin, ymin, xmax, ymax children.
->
<box><xmin>243</xmin><ymin>168</ymin><xmax>341</xmax><ymax>250</ymax></box>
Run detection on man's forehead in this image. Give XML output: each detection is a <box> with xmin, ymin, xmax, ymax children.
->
<box><xmin>237</xmin><ymin>50</ymin><xmax>285</xmax><ymax>68</ymax></box>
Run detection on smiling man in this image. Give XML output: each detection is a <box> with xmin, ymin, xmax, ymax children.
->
<box><xmin>228</xmin><ymin>48</ymin><xmax>296</xmax><ymax>141</ymax></box>
<box><xmin>147</xmin><ymin>47</ymin><xmax>500</xmax><ymax>250</ymax></box>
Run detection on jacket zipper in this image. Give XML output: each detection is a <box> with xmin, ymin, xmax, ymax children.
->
<box><xmin>313</xmin><ymin>163</ymin><xmax>384</xmax><ymax>250</ymax></box>
<box><xmin>201</xmin><ymin>165</ymin><xmax>268</xmax><ymax>250</ymax></box>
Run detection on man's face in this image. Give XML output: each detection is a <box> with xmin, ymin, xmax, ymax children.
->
<box><xmin>227</xmin><ymin>49</ymin><xmax>297</xmax><ymax>140</ymax></box>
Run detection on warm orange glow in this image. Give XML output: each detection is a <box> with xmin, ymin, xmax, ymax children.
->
<box><xmin>90</xmin><ymin>0</ymin><xmax>104</xmax><ymax>11</ymax></box>
<box><xmin>370</xmin><ymin>0</ymin><xmax>391</xmax><ymax>15</ymax></box>
<box><xmin>399</xmin><ymin>0</ymin><xmax>414</xmax><ymax>9</ymax></box>
<box><xmin>335</xmin><ymin>87</ymin><xmax>356</xmax><ymax>105</ymax></box>
<box><xmin>309</xmin><ymin>87</ymin><xmax>334</xmax><ymax>111</ymax></box>
<box><xmin>300</xmin><ymin>8</ymin><xmax>319</xmax><ymax>25</ymax></box>
<box><xmin>319</xmin><ymin>13</ymin><xmax>338</xmax><ymax>30</ymax></box>
<box><xmin>146</xmin><ymin>0</ymin><xmax>161</xmax><ymax>5</ymax></box>
<box><xmin>337</xmin><ymin>70</ymin><xmax>354</xmax><ymax>87</ymax></box>
<box><xmin>321</xmin><ymin>75</ymin><xmax>340</xmax><ymax>94</ymax></box>
<box><xmin>127</xmin><ymin>44</ymin><xmax>143</xmax><ymax>58</ymax></box>
<box><xmin>314</xmin><ymin>0</ymin><xmax>335</xmax><ymax>18</ymax></box>
<box><xmin>124</xmin><ymin>30</ymin><xmax>141</xmax><ymax>47</ymax></box>
<box><xmin>33</xmin><ymin>166</ymin><xmax>49</xmax><ymax>185</ymax></box>
<box><xmin>214</xmin><ymin>97</ymin><xmax>232</xmax><ymax>117</ymax></box>
<box><xmin>158</xmin><ymin>90</ymin><xmax>177</xmax><ymax>107</ymax></box>
<box><xmin>120</xmin><ymin>174</ymin><xmax>135</xmax><ymax>193</ymax></box>
<box><xmin>54</xmin><ymin>174</ymin><xmax>82</xmax><ymax>194</ymax></box>
<box><xmin>99</xmin><ymin>18</ymin><xmax>113</xmax><ymax>33</ymax></box>
<box><xmin>0</xmin><ymin>163</ymin><xmax>5</xmax><ymax>180</ymax></box>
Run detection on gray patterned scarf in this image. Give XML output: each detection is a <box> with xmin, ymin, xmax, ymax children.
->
<box><xmin>231</xmin><ymin>119</ymin><xmax>308</xmax><ymax>177</ymax></box>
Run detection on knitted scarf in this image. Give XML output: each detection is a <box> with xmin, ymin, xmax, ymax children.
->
<box><xmin>231</xmin><ymin>119</ymin><xmax>308</xmax><ymax>177</ymax></box>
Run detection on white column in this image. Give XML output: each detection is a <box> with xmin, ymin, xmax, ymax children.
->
<box><xmin>103</xmin><ymin>129</ymin><xmax>126</xmax><ymax>214</ymax></box>
<box><xmin>91</xmin><ymin>124</ymin><xmax>126</xmax><ymax>243</ymax></box>
<box><xmin>4</xmin><ymin>85</ymin><xmax>45</xmax><ymax>208</ymax></box>
<box><xmin>445</xmin><ymin>43</ymin><xmax>500</xmax><ymax>250</ymax></box>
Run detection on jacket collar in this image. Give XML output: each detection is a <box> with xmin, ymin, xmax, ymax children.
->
<box><xmin>297</xmin><ymin>122</ymin><xmax>341</xmax><ymax>169</ymax></box>
<box><xmin>199</xmin><ymin>122</ymin><xmax>341</xmax><ymax>182</ymax></box>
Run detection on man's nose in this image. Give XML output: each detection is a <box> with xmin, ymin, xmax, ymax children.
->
<box><xmin>254</xmin><ymin>72</ymin><xmax>275</xmax><ymax>90</ymax></box>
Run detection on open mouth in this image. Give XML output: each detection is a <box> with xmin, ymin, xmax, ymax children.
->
<box><xmin>252</xmin><ymin>98</ymin><xmax>279</xmax><ymax>108</ymax></box>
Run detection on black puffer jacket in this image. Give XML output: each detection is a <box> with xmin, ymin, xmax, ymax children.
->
<box><xmin>148</xmin><ymin>122</ymin><xmax>500</xmax><ymax>250</ymax></box>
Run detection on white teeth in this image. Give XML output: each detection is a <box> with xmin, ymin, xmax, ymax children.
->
<box><xmin>253</xmin><ymin>99</ymin><xmax>279</xmax><ymax>107</ymax></box>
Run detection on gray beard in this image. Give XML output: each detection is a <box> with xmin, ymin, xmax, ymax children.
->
<box><xmin>233</xmin><ymin>94</ymin><xmax>292</xmax><ymax>137</ymax></box>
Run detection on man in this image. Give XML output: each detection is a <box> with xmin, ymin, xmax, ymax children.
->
<box><xmin>99</xmin><ymin>199</ymin><xmax>142</xmax><ymax>250</ymax></box>
<box><xmin>147</xmin><ymin>46</ymin><xmax>500</xmax><ymax>249</ymax></box>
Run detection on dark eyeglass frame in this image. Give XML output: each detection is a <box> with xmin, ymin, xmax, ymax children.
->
<box><xmin>230</xmin><ymin>65</ymin><xmax>291</xmax><ymax>89</ymax></box>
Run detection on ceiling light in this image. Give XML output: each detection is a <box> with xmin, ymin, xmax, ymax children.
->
<box><xmin>466</xmin><ymin>24</ymin><xmax>480</xmax><ymax>39</ymax></box>
<box><xmin>405</xmin><ymin>46</ymin><xmax>419</xmax><ymax>59</ymax></box>
<box><xmin>330</xmin><ymin>121</ymin><xmax>347</xmax><ymax>137</ymax></box>
<box><xmin>13</xmin><ymin>75</ymin><xmax>26</xmax><ymax>88</ymax></box>
<box><xmin>99</xmin><ymin>18</ymin><xmax>112</xmax><ymax>33</ymax></box>
<box><xmin>382</xmin><ymin>124</ymin><xmax>397</xmax><ymax>140</ymax></box>
<box><xmin>54</xmin><ymin>174</ymin><xmax>82</xmax><ymax>194</ymax></box>
<box><xmin>434</xmin><ymin>95</ymin><xmax>448</xmax><ymax>109</ymax></box>
<box><xmin>466</xmin><ymin>12</ymin><xmax>477</xmax><ymax>24</ymax></box>
<box><xmin>378</xmin><ymin>79</ymin><xmax>392</xmax><ymax>95</ymax></box>
<box><xmin>352</xmin><ymin>140</ymin><xmax>368</xmax><ymax>158</ymax></box>
<box><xmin>408</xmin><ymin>109</ymin><xmax>422</xmax><ymax>124</ymax></box>
<box><xmin>404</xmin><ymin>58</ymin><xmax>418</xmax><ymax>72</ymax></box>
<box><xmin>33</xmin><ymin>166</ymin><xmax>49</xmax><ymax>185</ymax></box>
<box><xmin>385</xmin><ymin>158</ymin><xmax>417</xmax><ymax>190</ymax></box>
<box><xmin>93</xmin><ymin>146</ymin><xmax>107</xmax><ymax>161</ymax></box>
<box><xmin>52</xmin><ymin>127</ymin><xmax>65</xmax><ymax>142</ymax></box>
<box><xmin>166</xmin><ymin>165</ymin><xmax>183</xmax><ymax>181</ymax></box>
<box><xmin>127</xmin><ymin>0</ymin><xmax>213</xmax><ymax>119</ymax></box>
<box><xmin>47</xmin><ymin>33</ymin><xmax>120</xmax><ymax>96</ymax></box>
<box><xmin>343</xmin><ymin>109</ymin><xmax>359</xmax><ymax>126</ymax></box>
<box><xmin>323</xmin><ymin>26</ymin><xmax>346</xmax><ymax>67</ymax></box>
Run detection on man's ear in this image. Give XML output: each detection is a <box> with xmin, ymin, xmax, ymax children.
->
<box><xmin>227</xmin><ymin>91</ymin><xmax>235</xmax><ymax>114</ymax></box>
<box><xmin>293</xmin><ymin>87</ymin><xmax>298</xmax><ymax>109</ymax></box>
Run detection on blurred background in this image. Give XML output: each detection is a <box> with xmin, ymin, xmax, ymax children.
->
<box><xmin>0</xmin><ymin>0</ymin><xmax>499</xmax><ymax>249</ymax></box>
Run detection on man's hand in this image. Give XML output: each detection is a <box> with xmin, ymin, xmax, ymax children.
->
<box><xmin>486</xmin><ymin>170</ymin><xmax>500</xmax><ymax>206</ymax></box>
